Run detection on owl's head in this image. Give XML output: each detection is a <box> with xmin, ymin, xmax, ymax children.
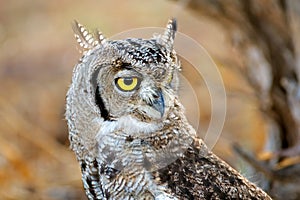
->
<box><xmin>66</xmin><ymin>19</ymin><xmax>185</xmax><ymax>155</ymax></box>
<box><xmin>73</xmin><ymin>19</ymin><xmax>179</xmax><ymax>124</ymax></box>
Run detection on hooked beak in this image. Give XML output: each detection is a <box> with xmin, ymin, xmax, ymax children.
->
<box><xmin>149</xmin><ymin>90</ymin><xmax>165</xmax><ymax>117</ymax></box>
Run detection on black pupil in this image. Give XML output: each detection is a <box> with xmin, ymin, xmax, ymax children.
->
<box><xmin>123</xmin><ymin>78</ymin><xmax>133</xmax><ymax>85</ymax></box>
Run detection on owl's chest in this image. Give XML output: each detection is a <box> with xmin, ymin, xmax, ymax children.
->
<box><xmin>96</xmin><ymin>121</ymin><xmax>189</xmax><ymax>172</ymax></box>
<box><xmin>97</xmin><ymin>133</ymin><xmax>150</xmax><ymax>169</ymax></box>
<box><xmin>95</xmin><ymin>135</ymin><xmax>176</xmax><ymax>199</ymax></box>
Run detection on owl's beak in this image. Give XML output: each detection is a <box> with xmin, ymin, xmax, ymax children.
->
<box><xmin>150</xmin><ymin>90</ymin><xmax>165</xmax><ymax>117</ymax></box>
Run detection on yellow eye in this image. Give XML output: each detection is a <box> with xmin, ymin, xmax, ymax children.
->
<box><xmin>115</xmin><ymin>77</ymin><xmax>141</xmax><ymax>92</ymax></box>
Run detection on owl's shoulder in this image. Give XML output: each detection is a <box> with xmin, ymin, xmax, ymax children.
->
<box><xmin>153</xmin><ymin>138</ymin><xmax>270</xmax><ymax>199</ymax></box>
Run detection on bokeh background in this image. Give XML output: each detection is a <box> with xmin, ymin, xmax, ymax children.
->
<box><xmin>1</xmin><ymin>1</ymin><xmax>298</xmax><ymax>199</ymax></box>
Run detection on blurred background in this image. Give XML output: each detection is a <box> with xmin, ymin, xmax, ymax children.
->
<box><xmin>1</xmin><ymin>0</ymin><xmax>299</xmax><ymax>199</ymax></box>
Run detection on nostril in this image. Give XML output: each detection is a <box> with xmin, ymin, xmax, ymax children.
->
<box><xmin>153</xmin><ymin>94</ymin><xmax>159</xmax><ymax>99</ymax></box>
<box><xmin>153</xmin><ymin>89</ymin><xmax>161</xmax><ymax>99</ymax></box>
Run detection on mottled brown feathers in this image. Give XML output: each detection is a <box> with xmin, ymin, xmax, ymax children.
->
<box><xmin>155</xmin><ymin>139</ymin><xmax>271</xmax><ymax>199</ymax></box>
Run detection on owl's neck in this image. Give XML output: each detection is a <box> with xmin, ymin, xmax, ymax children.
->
<box><xmin>95</xmin><ymin>97</ymin><xmax>196</xmax><ymax>171</ymax></box>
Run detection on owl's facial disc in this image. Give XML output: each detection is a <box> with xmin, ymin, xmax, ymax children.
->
<box><xmin>111</xmin><ymin>68</ymin><xmax>168</xmax><ymax>121</ymax></box>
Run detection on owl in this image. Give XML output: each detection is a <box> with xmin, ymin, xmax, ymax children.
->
<box><xmin>65</xmin><ymin>19</ymin><xmax>272</xmax><ymax>199</ymax></box>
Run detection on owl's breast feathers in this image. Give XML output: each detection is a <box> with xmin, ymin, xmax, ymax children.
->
<box><xmin>80</xmin><ymin>137</ymin><xmax>271</xmax><ymax>199</ymax></box>
<box><xmin>78</xmin><ymin>99</ymin><xmax>271</xmax><ymax>199</ymax></box>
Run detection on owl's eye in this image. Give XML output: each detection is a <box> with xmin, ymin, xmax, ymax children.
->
<box><xmin>115</xmin><ymin>77</ymin><xmax>141</xmax><ymax>92</ymax></box>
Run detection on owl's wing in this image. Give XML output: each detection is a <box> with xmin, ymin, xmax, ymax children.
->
<box><xmin>155</xmin><ymin>138</ymin><xmax>272</xmax><ymax>200</ymax></box>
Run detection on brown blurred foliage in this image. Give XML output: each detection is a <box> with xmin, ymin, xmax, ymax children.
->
<box><xmin>2</xmin><ymin>0</ymin><xmax>299</xmax><ymax>199</ymax></box>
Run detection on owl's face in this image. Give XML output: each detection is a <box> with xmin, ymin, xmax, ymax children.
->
<box><xmin>95</xmin><ymin>39</ymin><xmax>179</xmax><ymax>124</ymax></box>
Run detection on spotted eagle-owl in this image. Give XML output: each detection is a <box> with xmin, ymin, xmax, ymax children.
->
<box><xmin>65</xmin><ymin>19</ymin><xmax>271</xmax><ymax>199</ymax></box>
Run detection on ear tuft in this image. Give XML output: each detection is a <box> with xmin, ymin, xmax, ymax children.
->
<box><xmin>72</xmin><ymin>21</ymin><xmax>106</xmax><ymax>52</ymax></box>
<box><xmin>95</xmin><ymin>29</ymin><xmax>107</xmax><ymax>46</ymax></box>
<box><xmin>159</xmin><ymin>18</ymin><xmax>177</xmax><ymax>51</ymax></box>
